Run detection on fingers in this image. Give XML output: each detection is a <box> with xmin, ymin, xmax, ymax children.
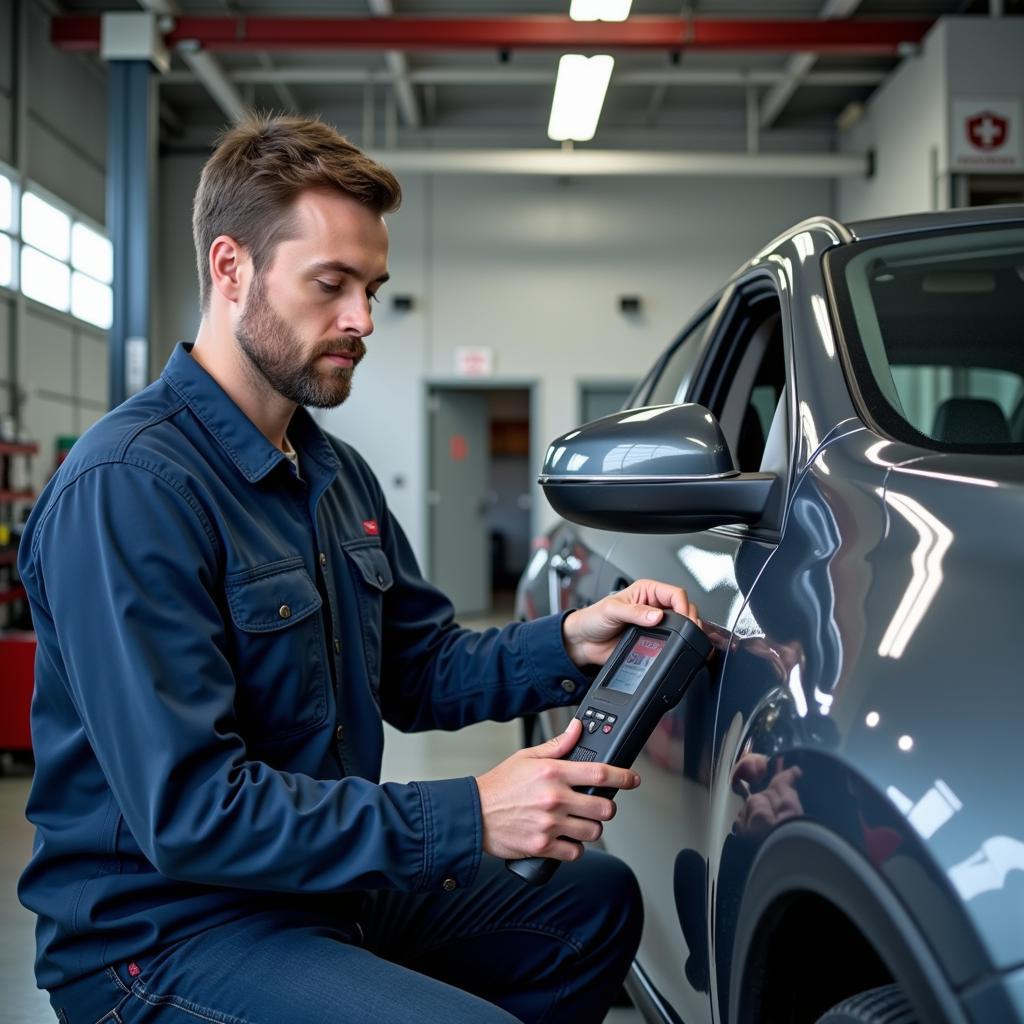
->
<box><xmin>619</xmin><ymin>579</ymin><xmax>701</xmax><ymax>626</ymax></box>
<box><xmin>526</xmin><ymin>717</ymin><xmax>582</xmax><ymax>759</ymax></box>
<box><xmin>560</xmin><ymin>760</ymin><xmax>641</xmax><ymax>792</ymax></box>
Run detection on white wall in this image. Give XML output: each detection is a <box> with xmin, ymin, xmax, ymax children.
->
<box><xmin>838</xmin><ymin>15</ymin><xmax>1024</xmax><ymax>223</ymax></box>
<box><xmin>837</xmin><ymin>21</ymin><xmax>949</xmax><ymax>222</ymax></box>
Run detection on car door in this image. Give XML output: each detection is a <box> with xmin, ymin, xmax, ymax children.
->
<box><xmin>597</xmin><ymin>269</ymin><xmax>794</xmax><ymax>1024</ymax></box>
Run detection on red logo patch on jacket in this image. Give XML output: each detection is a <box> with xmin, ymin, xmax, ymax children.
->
<box><xmin>362</xmin><ymin>520</ymin><xmax>379</xmax><ymax>536</ymax></box>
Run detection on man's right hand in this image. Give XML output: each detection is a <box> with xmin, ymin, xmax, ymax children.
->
<box><xmin>475</xmin><ymin>718</ymin><xmax>641</xmax><ymax>862</ymax></box>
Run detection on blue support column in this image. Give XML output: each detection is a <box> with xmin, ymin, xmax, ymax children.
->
<box><xmin>106</xmin><ymin>60</ymin><xmax>157</xmax><ymax>409</ymax></box>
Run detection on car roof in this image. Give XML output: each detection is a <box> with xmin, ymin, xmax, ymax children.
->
<box><xmin>846</xmin><ymin>203</ymin><xmax>1024</xmax><ymax>241</ymax></box>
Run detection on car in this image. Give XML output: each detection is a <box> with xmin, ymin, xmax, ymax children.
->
<box><xmin>516</xmin><ymin>205</ymin><xmax>1024</xmax><ymax>1024</ymax></box>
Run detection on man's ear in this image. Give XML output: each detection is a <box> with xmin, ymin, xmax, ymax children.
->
<box><xmin>209</xmin><ymin>235</ymin><xmax>248</xmax><ymax>305</ymax></box>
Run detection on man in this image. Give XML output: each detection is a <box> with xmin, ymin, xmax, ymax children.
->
<box><xmin>19</xmin><ymin>115</ymin><xmax>700</xmax><ymax>1024</ymax></box>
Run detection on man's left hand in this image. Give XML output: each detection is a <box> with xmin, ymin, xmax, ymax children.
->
<box><xmin>562</xmin><ymin>579</ymin><xmax>701</xmax><ymax>668</ymax></box>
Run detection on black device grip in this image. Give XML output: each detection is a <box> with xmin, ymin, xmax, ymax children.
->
<box><xmin>505</xmin><ymin>784</ymin><xmax>617</xmax><ymax>885</ymax></box>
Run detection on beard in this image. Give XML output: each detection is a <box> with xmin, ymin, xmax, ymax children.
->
<box><xmin>235</xmin><ymin>274</ymin><xmax>366</xmax><ymax>409</ymax></box>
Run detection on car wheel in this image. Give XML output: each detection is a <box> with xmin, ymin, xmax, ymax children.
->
<box><xmin>815</xmin><ymin>983</ymin><xmax>917</xmax><ymax>1023</ymax></box>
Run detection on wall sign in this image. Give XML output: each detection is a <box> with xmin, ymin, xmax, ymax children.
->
<box><xmin>951</xmin><ymin>98</ymin><xmax>1022</xmax><ymax>173</ymax></box>
<box><xmin>455</xmin><ymin>346</ymin><xmax>494</xmax><ymax>377</ymax></box>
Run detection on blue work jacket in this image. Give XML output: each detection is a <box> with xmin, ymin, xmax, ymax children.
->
<box><xmin>18</xmin><ymin>342</ymin><xmax>587</xmax><ymax>992</ymax></box>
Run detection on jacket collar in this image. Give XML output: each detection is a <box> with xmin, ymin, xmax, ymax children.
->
<box><xmin>161</xmin><ymin>342</ymin><xmax>341</xmax><ymax>483</ymax></box>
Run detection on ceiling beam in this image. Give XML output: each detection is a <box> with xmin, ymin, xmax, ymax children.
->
<box><xmin>759</xmin><ymin>0</ymin><xmax>864</xmax><ymax>129</ymax></box>
<box><xmin>53</xmin><ymin>16</ymin><xmax>934</xmax><ymax>55</ymax></box>
<box><xmin>159</xmin><ymin>67</ymin><xmax>889</xmax><ymax>88</ymax></box>
<box><xmin>368</xmin><ymin>0</ymin><xmax>421</xmax><ymax>130</ymax></box>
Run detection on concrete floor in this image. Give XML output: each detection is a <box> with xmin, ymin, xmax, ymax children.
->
<box><xmin>1</xmin><ymin>605</ymin><xmax>641</xmax><ymax>1023</ymax></box>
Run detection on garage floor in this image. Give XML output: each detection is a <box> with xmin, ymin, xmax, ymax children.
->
<box><xmin>0</xmin><ymin>608</ymin><xmax>640</xmax><ymax>1023</ymax></box>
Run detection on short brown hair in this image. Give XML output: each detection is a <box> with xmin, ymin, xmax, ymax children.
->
<box><xmin>192</xmin><ymin>114</ymin><xmax>401</xmax><ymax>310</ymax></box>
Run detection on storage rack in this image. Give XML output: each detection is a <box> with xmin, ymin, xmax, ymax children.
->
<box><xmin>0</xmin><ymin>440</ymin><xmax>37</xmax><ymax>624</ymax></box>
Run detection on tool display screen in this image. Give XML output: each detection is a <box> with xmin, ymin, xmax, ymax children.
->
<box><xmin>604</xmin><ymin>635</ymin><xmax>666</xmax><ymax>695</ymax></box>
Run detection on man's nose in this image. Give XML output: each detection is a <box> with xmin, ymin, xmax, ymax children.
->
<box><xmin>338</xmin><ymin>296</ymin><xmax>374</xmax><ymax>339</ymax></box>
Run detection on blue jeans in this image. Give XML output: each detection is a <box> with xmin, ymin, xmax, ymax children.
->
<box><xmin>48</xmin><ymin>852</ymin><xmax>643</xmax><ymax>1024</ymax></box>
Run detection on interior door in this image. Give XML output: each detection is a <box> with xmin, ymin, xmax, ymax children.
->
<box><xmin>428</xmin><ymin>388</ymin><xmax>490</xmax><ymax>616</ymax></box>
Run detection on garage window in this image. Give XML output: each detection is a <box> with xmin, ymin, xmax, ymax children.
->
<box><xmin>0</xmin><ymin>170</ymin><xmax>13</xmax><ymax>289</ymax></box>
<box><xmin>17</xmin><ymin>185</ymin><xmax>113</xmax><ymax>329</ymax></box>
<box><xmin>828</xmin><ymin>225</ymin><xmax>1024</xmax><ymax>452</ymax></box>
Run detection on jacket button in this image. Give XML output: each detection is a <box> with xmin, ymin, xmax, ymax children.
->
<box><xmin>319</xmin><ymin>552</ymin><xmax>327</xmax><ymax>567</ymax></box>
<box><xmin>442</xmin><ymin>877</ymin><xmax>457</xmax><ymax>892</ymax></box>
<box><xmin>561</xmin><ymin>679</ymin><xmax>577</xmax><ymax>694</ymax></box>
<box><xmin>336</xmin><ymin>725</ymin><xmax>345</xmax><ymax>742</ymax></box>
<box><xmin>334</xmin><ymin>640</ymin><xmax>341</xmax><ymax>654</ymax></box>
<box><xmin>376</xmin><ymin>573</ymin><xmax>385</xmax><ymax>586</ymax></box>
<box><xmin>278</xmin><ymin>605</ymin><xmax>292</xmax><ymax>620</ymax></box>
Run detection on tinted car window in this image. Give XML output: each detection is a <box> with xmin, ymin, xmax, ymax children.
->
<box><xmin>646</xmin><ymin>310</ymin><xmax>713</xmax><ymax>407</ymax></box>
<box><xmin>828</xmin><ymin>225</ymin><xmax>1024</xmax><ymax>451</ymax></box>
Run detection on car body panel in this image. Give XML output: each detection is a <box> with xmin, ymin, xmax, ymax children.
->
<box><xmin>517</xmin><ymin>207</ymin><xmax>1024</xmax><ymax>1023</ymax></box>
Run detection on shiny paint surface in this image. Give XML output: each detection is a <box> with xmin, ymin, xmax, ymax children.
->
<box><xmin>516</xmin><ymin>208</ymin><xmax>1024</xmax><ymax>1023</ymax></box>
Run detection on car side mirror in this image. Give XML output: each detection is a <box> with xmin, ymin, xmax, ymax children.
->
<box><xmin>539</xmin><ymin>403</ymin><xmax>778</xmax><ymax>534</ymax></box>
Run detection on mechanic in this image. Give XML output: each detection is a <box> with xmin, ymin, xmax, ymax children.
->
<box><xmin>18</xmin><ymin>115</ymin><xmax>701</xmax><ymax>1024</ymax></box>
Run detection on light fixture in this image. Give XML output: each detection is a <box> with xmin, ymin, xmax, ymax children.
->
<box><xmin>570</xmin><ymin>0</ymin><xmax>633</xmax><ymax>21</ymax></box>
<box><xmin>548</xmin><ymin>54</ymin><xmax>615</xmax><ymax>143</ymax></box>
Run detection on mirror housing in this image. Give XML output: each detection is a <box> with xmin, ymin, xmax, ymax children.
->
<box><xmin>539</xmin><ymin>403</ymin><xmax>777</xmax><ymax>534</ymax></box>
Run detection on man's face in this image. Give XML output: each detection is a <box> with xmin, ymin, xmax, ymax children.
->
<box><xmin>234</xmin><ymin>189</ymin><xmax>390</xmax><ymax>409</ymax></box>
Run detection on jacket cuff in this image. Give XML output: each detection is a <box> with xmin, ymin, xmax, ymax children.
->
<box><xmin>522</xmin><ymin>611</ymin><xmax>594</xmax><ymax>707</ymax></box>
<box><xmin>413</xmin><ymin>776</ymin><xmax>482</xmax><ymax>893</ymax></box>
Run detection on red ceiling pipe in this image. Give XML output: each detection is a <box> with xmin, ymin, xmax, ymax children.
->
<box><xmin>52</xmin><ymin>15</ymin><xmax>933</xmax><ymax>55</ymax></box>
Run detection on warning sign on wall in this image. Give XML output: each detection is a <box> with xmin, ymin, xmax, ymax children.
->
<box><xmin>455</xmin><ymin>347</ymin><xmax>494</xmax><ymax>378</ymax></box>
<box><xmin>951</xmin><ymin>98</ymin><xmax>1022</xmax><ymax>173</ymax></box>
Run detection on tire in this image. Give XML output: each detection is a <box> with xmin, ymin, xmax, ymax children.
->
<box><xmin>816</xmin><ymin>984</ymin><xmax>917</xmax><ymax>1024</ymax></box>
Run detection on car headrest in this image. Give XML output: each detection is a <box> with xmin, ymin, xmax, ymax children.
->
<box><xmin>931</xmin><ymin>397</ymin><xmax>1011</xmax><ymax>444</ymax></box>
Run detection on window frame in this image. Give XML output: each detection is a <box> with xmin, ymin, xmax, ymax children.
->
<box><xmin>825</xmin><ymin>223</ymin><xmax>1024</xmax><ymax>456</ymax></box>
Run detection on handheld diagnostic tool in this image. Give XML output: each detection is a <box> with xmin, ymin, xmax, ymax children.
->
<box><xmin>506</xmin><ymin>611</ymin><xmax>712</xmax><ymax>886</ymax></box>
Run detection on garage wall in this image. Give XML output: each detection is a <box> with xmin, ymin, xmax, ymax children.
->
<box><xmin>837</xmin><ymin>20</ymin><xmax>949</xmax><ymax>222</ymax></box>
<box><xmin>0</xmin><ymin>1</ymin><xmax>109</xmax><ymax>493</ymax></box>
<box><xmin>157</xmin><ymin>155</ymin><xmax>831</xmax><ymax>563</ymax></box>
<box><xmin>837</xmin><ymin>15</ymin><xmax>1024</xmax><ymax>223</ymax></box>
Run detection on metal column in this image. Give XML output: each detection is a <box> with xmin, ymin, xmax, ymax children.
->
<box><xmin>106</xmin><ymin>59</ymin><xmax>157</xmax><ymax>409</ymax></box>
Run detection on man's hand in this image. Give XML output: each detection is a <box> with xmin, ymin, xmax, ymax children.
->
<box><xmin>476</xmin><ymin>718</ymin><xmax>641</xmax><ymax>862</ymax></box>
<box><xmin>562</xmin><ymin>579</ymin><xmax>700</xmax><ymax>668</ymax></box>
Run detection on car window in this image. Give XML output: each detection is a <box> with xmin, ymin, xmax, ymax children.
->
<box><xmin>644</xmin><ymin>308</ymin><xmax>714</xmax><ymax>407</ymax></box>
<box><xmin>828</xmin><ymin>225</ymin><xmax>1024</xmax><ymax>451</ymax></box>
<box><xmin>695</xmin><ymin>282</ymin><xmax>786</xmax><ymax>473</ymax></box>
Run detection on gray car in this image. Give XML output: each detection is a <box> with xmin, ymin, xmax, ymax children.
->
<box><xmin>516</xmin><ymin>205</ymin><xmax>1024</xmax><ymax>1024</ymax></box>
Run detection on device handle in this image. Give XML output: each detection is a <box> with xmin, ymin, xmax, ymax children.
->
<box><xmin>505</xmin><ymin>854</ymin><xmax>563</xmax><ymax>885</ymax></box>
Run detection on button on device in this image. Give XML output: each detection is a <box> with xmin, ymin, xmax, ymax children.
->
<box><xmin>583</xmin><ymin>709</ymin><xmax>594</xmax><ymax>718</ymax></box>
<box><xmin>442</xmin><ymin>878</ymin><xmax>458</xmax><ymax>892</ymax></box>
<box><xmin>604</xmin><ymin>715</ymin><xmax>617</xmax><ymax>725</ymax></box>
<box><xmin>278</xmin><ymin>605</ymin><xmax>291</xmax><ymax>620</ymax></box>
<box><xmin>593</xmin><ymin>712</ymin><xmax>606</xmax><ymax>721</ymax></box>
<box><xmin>587</xmin><ymin>720</ymin><xmax>600</xmax><ymax>734</ymax></box>
<box><xmin>561</xmin><ymin>680</ymin><xmax>577</xmax><ymax>694</ymax></box>
<box><xmin>602</xmin><ymin>724</ymin><xmax>613</xmax><ymax>734</ymax></box>
<box><xmin>335</xmin><ymin>725</ymin><xmax>345</xmax><ymax>742</ymax></box>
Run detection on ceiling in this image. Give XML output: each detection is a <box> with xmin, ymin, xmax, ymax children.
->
<box><xmin>50</xmin><ymin>0</ymin><xmax>1024</xmax><ymax>156</ymax></box>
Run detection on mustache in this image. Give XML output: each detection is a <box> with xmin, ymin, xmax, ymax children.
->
<box><xmin>315</xmin><ymin>337</ymin><xmax>367</xmax><ymax>362</ymax></box>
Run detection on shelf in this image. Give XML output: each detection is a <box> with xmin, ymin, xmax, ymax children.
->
<box><xmin>0</xmin><ymin>585</ymin><xmax>25</xmax><ymax>606</ymax></box>
<box><xmin>0</xmin><ymin>491</ymin><xmax>34</xmax><ymax>503</ymax></box>
<box><xmin>0</xmin><ymin>443</ymin><xmax>38</xmax><ymax>456</ymax></box>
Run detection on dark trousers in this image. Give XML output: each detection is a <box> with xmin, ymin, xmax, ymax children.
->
<box><xmin>49</xmin><ymin>851</ymin><xmax>643</xmax><ymax>1024</ymax></box>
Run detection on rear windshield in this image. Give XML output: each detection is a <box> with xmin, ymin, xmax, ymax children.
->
<box><xmin>827</xmin><ymin>224</ymin><xmax>1024</xmax><ymax>453</ymax></box>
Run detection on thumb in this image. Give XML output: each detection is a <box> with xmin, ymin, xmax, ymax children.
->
<box><xmin>526</xmin><ymin>717</ymin><xmax>582</xmax><ymax>759</ymax></box>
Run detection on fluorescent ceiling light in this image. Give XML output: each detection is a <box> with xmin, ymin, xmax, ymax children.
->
<box><xmin>548</xmin><ymin>54</ymin><xmax>615</xmax><ymax>142</ymax></box>
<box><xmin>570</xmin><ymin>0</ymin><xmax>633</xmax><ymax>21</ymax></box>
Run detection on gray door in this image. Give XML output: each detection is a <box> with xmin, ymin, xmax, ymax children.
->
<box><xmin>580</xmin><ymin>382</ymin><xmax>635</xmax><ymax>425</ymax></box>
<box><xmin>428</xmin><ymin>389</ymin><xmax>490</xmax><ymax>616</ymax></box>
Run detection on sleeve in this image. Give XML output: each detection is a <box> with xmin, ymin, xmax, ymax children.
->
<box><xmin>28</xmin><ymin>460</ymin><xmax>479</xmax><ymax>894</ymax></box>
<box><xmin>377</xmin><ymin>502</ymin><xmax>592</xmax><ymax>733</ymax></box>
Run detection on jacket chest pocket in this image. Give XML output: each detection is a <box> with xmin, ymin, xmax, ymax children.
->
<box><xmin>342</xmin><ymin>541</ymin><xmax>394</xmax><ymax>692</ymax></box>
<box><xmin>225</xmin><ymin>558</ymin><xmax>328</xmax><ymax>745</ymax></box>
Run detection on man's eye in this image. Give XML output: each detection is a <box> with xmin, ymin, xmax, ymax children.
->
<box><xmin>316</xmin><ymin>281</ymin><xmax>341</xmax><ymax>293</ymax></box>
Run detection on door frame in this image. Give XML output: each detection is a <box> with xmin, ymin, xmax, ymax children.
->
<box><xmin>424</xmin><ymin>378</ymin><xmax>540</xmax><ymax>586</ymax></box>
<box><xmin>576</xmin><ymin>378</ymin><xmax>638</xmax><ymax>425</ymax></box>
